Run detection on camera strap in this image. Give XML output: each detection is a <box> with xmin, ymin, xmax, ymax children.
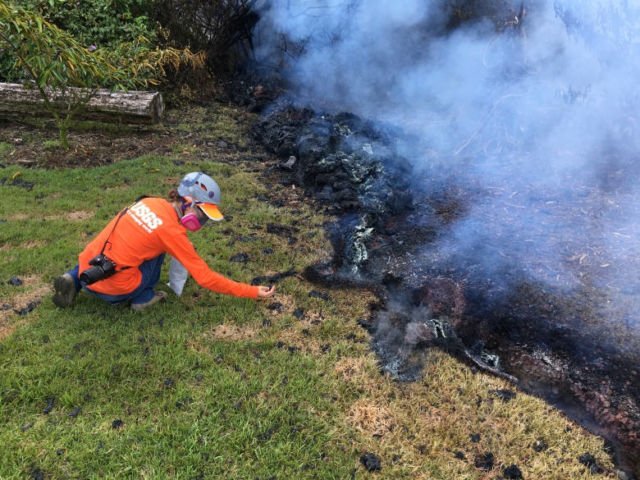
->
<box><xmin>100</xmin><ymin>207</ymin><xmax>129</xmax><ymax>270</ymax></box>
<box><xmin>97</xmin><ymin>197</ymin><xmax>159</xmax><ymax>269</ymax></box>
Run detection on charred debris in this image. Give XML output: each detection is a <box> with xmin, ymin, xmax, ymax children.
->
<box><xmin>243</xmin><ymin>1</ymin><xmax>640</xmax><ymax>474</ymax></box>
<box><xmin>251</xmin><ymin>101</ymin><xmax>527</xmax><ymax>384</ymax></box>
<box><xmin>251</xmin><ymin>100</ymin><xmax>640</xmax><ymax>475</ymax></box>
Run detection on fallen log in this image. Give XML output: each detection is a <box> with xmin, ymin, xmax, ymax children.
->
<box><xmin>0</xmin><ymin>82</ymin><xmax>164</xmax><ymax>124</ymax></box>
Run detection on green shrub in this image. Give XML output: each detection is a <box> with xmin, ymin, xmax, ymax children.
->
<box><xmin>0</xmin><ymin>0</ymin><xmax>157</xmax><ymax>82</ymax></box>
<box><xmin>2</xmin><ymin>0</ymin><xmax>260</xmax><ymax>87</ymax></box>
<box><xmin>0</xmin><ymin>0</ymin><xmax>205</xmax><ymax>147</ymax></box>
<box><xmin>16</xmin><ymin>0</ymin><xmax>157</xmax><ymax>47</ymax></box>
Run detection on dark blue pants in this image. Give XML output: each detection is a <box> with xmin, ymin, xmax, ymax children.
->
<box><xmin>68</xmin><ymin>254</ymin><xmax>165</xmax><ymax>305</ymax></box>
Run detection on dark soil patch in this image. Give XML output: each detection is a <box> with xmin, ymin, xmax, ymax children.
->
<box><xmin>0</xmin><ymin>105</ymin><xmax>265</xmax><ymax>169</ymax></box>
<box><xmin>42</xmin><ymin>397</ymin><xmax>55</xmax><ymax>415</ymax></box>
<box><xmin>474</xmin><ymin>452</ymin><xmax>494</xmax><ymax>471</ymax></box>
<box><xmin>0</xmin><ymin>176</ymin><xmax>35</xmax><ymax>190</ymax></box>
<box><xmin>490</xmin><ymin>389</ymin><xmax>517</xmax><ymax>402</ymax></box>
<box><xmin>250</xmin><ymin>268</ymin><xmax>297</xmax><ymax>286</ymax></box>
<box><xmin>503</xmin><ymin>464</ymin><xmax>524</xmax><ymax>479</ymax></box>
<box><xmin>579</xmin><ymin>453</ymin><xmax>605</xmax><ymax>474</ymax></box>
<box><xmin>229</xmin><ymin>253</ymin><xmax>250</xmax><ymax>263</ymax></box>
<box><xmin>14</xmin><ymin>301</ymin><xmax>39</xmax><ymax>316</ymax></box>
<box><xmin>68</xmin><ymin>406</ymin><xmax>81</xmax><ymax>418</ymax></box>
<box><xmin>0</xmin><ymin>120</ymin><xmax>174</xmax><ymax>168</ymax></box>
<box><xmin>30</xmin><ymin>466</ymin><xmax>45</xmax><ymax>480</ymax></box>
<box><xmin>308</xmin><ymin>290</ymin><xmax>330</xmax><ymax>301</ymax></box>
<box><xmin>533</xmin><ymin>439</ymin><xmax>548</xmax><ymax>452</ymax></box>
<box><xmin>360</xmin><ymin>452</ymin><xmax>382</xmax><ymax>472</ymax></box>
<box><xmin>111</xmin><ymin>419</ymin><xmax>123</xmax><ymax>429</ymax></box>
<box><xmin>267</xmin><ymin>302</ymin><xmax>284</xmax><ymax>313</ymax></box>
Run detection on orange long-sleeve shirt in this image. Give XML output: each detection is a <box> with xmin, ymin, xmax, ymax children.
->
<box><xmin>79</xmin><ymin>197</ymin><xmax>258</xmax><ymax>299</ymax></box>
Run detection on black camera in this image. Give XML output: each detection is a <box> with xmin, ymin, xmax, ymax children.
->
<box><xmin>79</xmin><ymin>254</ymin><xmax>117</xmax><ymax>285</ymax></box>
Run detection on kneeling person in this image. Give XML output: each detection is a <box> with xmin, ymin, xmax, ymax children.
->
<box><xmin>53</xmin><ymin>172</ymin><xmax>275</xmax><ymax>311</ymax></box>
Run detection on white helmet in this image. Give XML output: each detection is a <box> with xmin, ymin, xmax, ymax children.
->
<box><xmin>178</xmin><ymin>172</ymin><xmax>223</xmax><ymax>221</ymax></box>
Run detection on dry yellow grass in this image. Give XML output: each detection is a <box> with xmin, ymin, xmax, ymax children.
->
<box><xmin>7</xmin><ymin>210</ymin><xmax>93</xmax><ymax>221</ymax></box>
<box><xmin>0</xmin><ymin>240</ymin><xmax>45</xmax><ymax>251</ymax></box>
<box><xmin>243</xmin><ymin>203</ymin><xmax>619</xmax><ymax>479</ymax></box>
<box><xmin>0</xmin><ymin>276</ymin><xmax>49</xmax><ymax>341</ymax></box>
<box><xmin>327</xmin><ymin>343</ymin><xmax>617</xmax><ymax>479</ymax></box>
<box><xmin>206</xmin><ymin>323</ymin><xmax>258</xmax><ymax>342</ymax></box>
<box><xmin>347</xmin><ymin>399</ymin><xmax>396</xmax><ymax>437</ymax></box>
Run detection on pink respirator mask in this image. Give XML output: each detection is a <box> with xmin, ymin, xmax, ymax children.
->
<box><xmin>180</xmin><ymin>201</ymin><xmax>206</xmax><ymax>232</ymax></box>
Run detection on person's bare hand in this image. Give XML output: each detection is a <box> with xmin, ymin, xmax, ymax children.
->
<box><xmin>257</xmin><ymin>285</ymin><xmax>276</xmax><ymax>298</ymax></box>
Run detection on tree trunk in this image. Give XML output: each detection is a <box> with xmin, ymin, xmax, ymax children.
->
<box><xmin>0</xmin><ymin>82</ymin><xmax>164</xmax><ymax>124</ymax></box>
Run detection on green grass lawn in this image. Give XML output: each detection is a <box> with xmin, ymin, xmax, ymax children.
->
<box><xmin>0</xmin><ymin>110</ymin><xmax>619</xmax><ymax>479</ymax></box>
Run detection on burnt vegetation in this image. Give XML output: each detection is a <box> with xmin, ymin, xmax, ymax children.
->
<box><xmin>252</xmin><ymin>103</ymin><xmax>640</xmax><ymax>475</ymax></box>
<box><xmin>247</xmin><ymin>1</ymin><xmax>640</xmax><ymax>475</ymax></box>
<box><xmin>152</xmin><ymin>0</ymin><xmax>259</xmax><ymax>77</ymax></box>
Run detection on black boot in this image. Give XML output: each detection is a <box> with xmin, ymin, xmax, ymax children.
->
<box><xmin>53</xmin><ymin>273</ymin><xmax>77</xmax><ymax>308</ymax></box>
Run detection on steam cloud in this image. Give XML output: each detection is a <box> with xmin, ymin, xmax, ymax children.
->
<box><xmin>254</xmin><ymin>1</ymin><xmax>640</xmax><ymax>329</ymax></box>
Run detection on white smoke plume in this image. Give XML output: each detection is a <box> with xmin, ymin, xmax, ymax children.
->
<box><xmin>254</xmin><ymin>0</ymin><xmax>640</xmax><ymax>328</ymax></box>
